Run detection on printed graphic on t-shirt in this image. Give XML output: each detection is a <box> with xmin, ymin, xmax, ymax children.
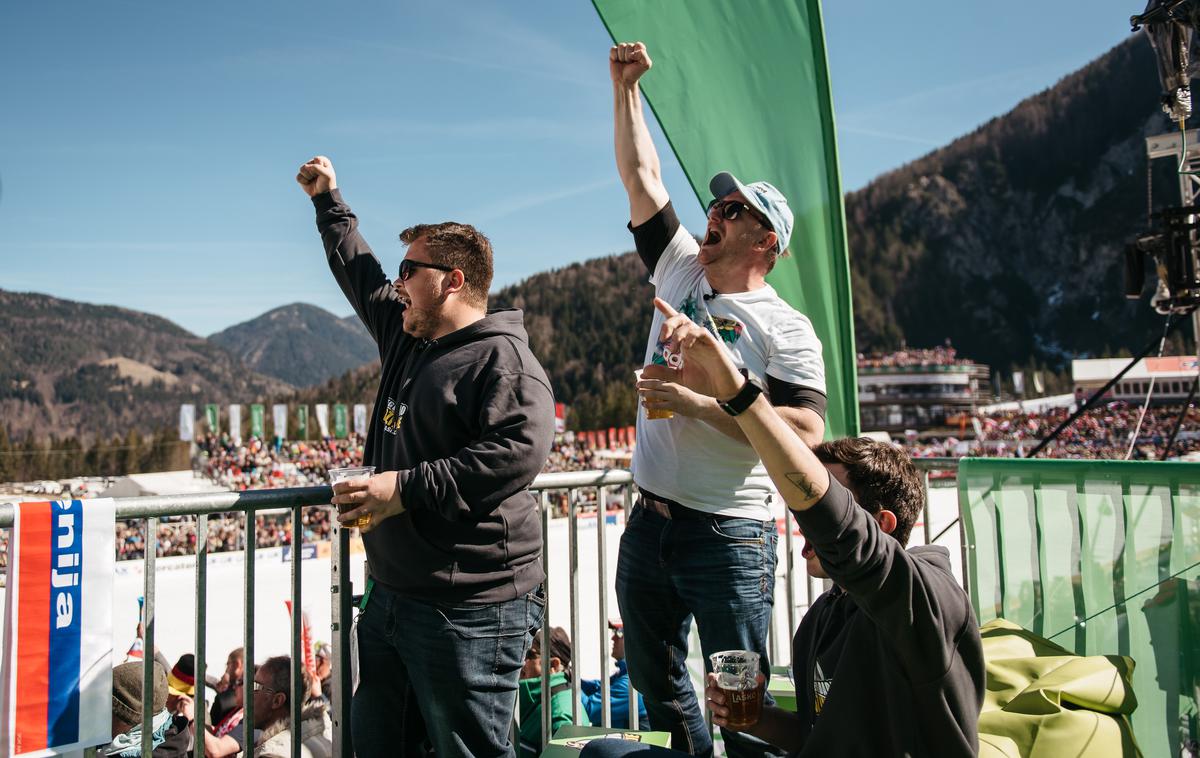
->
<box><xmin>711</xmin><ymin>315</ymin><xmax>745</xmax><ymax>345</ymax></box>
<box><xmin>381</xmin><ymin>397</ymin><xmax>406</xmax><ymax>435</ymax></box>
<box><xmin>812</xmin><ymin>661</ymin><xmax>831</xmax><ymax>715</ymax></box>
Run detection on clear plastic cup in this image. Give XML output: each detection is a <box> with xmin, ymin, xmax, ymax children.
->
<box><xmin>710</xmin><ymin>650</ymin><xmax>763</xmax><ymax>728</ymax></box>
<box><xmin>635</xmin><ymin>368</ymin><xmax>674</xmax><ymax>420</ymax></box>
<box><xmin>328</xmin><ymin>465</ymin><xmax>375</xmax><ymax>529</ymax></box>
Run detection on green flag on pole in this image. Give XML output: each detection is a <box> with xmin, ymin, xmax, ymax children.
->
<box><xmin>334</xmin><ymin>404</ymin><xmax>349</xmax><ymax>439</ymax></box>
<box><xmin>250</xmin><ymin>404</ymin><xmax>265</xmax><ymax>439</ymax></box>
<box><xmin>297</xmin><ymin>405</ymin><xmax>309</xmax><ymax>440</ymax></box>
<box><xmin>204</xmin><ymin>404</ymin><xmax>219</xmax><ymax>436</ymax></box>
<box><xmin>592</xmin><ymin>0</ymin><xmax>858</xmax><ymax>438</ymax></box>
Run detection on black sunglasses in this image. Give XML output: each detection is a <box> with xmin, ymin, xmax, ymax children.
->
<box><xmin>398</xmin><ymin>258</ymin><xmax>455</xmax><ymax>281</ymax></box>
<box><xmin>707</xmin><ymin>199</ymin><xmax>768</xmax><ymax>228</ymax></box>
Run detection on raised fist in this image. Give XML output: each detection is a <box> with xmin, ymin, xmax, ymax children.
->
<box><xmin>610</xmin><ymin>42</ymin><xmax>652</xmax><ymax>87</ymax></box>
<box><xmin>296</xmin><ymin>155</ymin><xmax>337</xmax><ymax>197</ymax></box>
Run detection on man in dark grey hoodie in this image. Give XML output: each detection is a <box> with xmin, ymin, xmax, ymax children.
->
<box><xmin>585</xmin><ymin>299</ymin><xmax>984</xmax><ymax>758</ymax></box>
<box><xmin>296</xmin><ymin>155</ymin><xmax>556</xmax><ymax>758</ymax></box>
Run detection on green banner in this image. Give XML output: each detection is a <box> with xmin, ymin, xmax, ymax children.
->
<box><xmin>250</xmin><ymin>404</ymin><xmax>265</xmax><ymax>439</ymax></box>
<box><xmin>334</xmin><ymin>404</ymin><xmax>348</xmax><ymax>439</ymax></box>
<box><xmin>204</xmin><ymin>403</ymin><xmax>219</xmax><ymax>435</ymax></box>
<box><xmin>297</xmin><ymin>405</ymin><xmax>309</xmax><ymax>440</ymax></box>
<box><xmin>593</xmin><ymin>0</ymin><xmax>858</xmax><ymax>438</ymax></box>
<box><xmin>958</xmin><ymin>458</ymin><xmax>1200</xmax><ymax>757</ymax></box>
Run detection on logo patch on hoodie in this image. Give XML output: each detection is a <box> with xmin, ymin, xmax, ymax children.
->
<box><xmin>381</xmin><ymin>397</ymin><xmax>407</xmax><ymax>435</ymax></box>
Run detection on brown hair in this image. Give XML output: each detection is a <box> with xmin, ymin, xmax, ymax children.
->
<box><xmin>812</xmin><ymin>438</ymin><xmax>924</xmax><ymax>546</ymax></box>
<box><xmin>399</xmin><ymin>222</ymin><xmax>493</xmax><ymax>307</ymax></box>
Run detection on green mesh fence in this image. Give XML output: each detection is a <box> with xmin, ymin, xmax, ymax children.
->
<box><xmin>959</xmin><ymin>458</ymin><xmax>1200</xmax><ymax>757</ymax></box>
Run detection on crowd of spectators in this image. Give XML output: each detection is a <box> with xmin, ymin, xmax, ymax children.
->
<box><xmin>858</xmin><ymin>341</ymin><xmax>970</xmax><ymax>369</ymax></box>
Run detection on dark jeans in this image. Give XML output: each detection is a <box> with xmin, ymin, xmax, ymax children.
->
<box><xmin>616</xmin><ymin>504</ymin><xmax>778</xmax><ymax>757</ymax></box>
<box><xmin>352</xmin><ymin>581</ymin><xmax>545</xmax><ymax>757</ymax></box>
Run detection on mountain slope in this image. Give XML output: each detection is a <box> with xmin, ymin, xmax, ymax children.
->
<box><xmin>208</xmin><ymin>303</ymin><xmax>378</xmax><ymax>387</ymax></box>
<box><xmin>845</xmin><ymin>35</ymin><xmax>1179</xmax><ymax>368</ymax></box>
<box><xmin>0</xmin><ymin>289</ymin><xmax>290</xmax><ymax>442</ymax></box>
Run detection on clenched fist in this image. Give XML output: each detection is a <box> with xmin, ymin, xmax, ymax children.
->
<box><xmin>610</xmin><ymin>42</ymin><xmax>652</xmax><ymax>87</ymax></box>
<box><xmin>296</xmin><ymin>155</ymin><xmax>337</xmax><ymax>197</ymax></box>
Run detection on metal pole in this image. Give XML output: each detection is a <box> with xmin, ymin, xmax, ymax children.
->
<box><xmin>243</xmin><ymin>508</ymin><xmax>256</xmax><ymax>745</ymax></box>
<box><xmin>193</xmin><ymin>515</ymin><xmax>208</xmax><ymax>758</ymax></box>
<box><xmin>141</xmin><ymin>516</ymin><xmax>157</xmax><ymax>757</ymax></box>
<box><xmin>330</xmin><ymin>506</ymin><xmax>353</xmax><ymax>758</ymax></box>
<box><xmin>290</xmin><ymin>506</ymin><xmax>303</xmax><ymax>758</ymax></box>
<box><xmin>596</xmin><ymin>486</ymin><xmax>611</xmax><ymax>728</ymax></box>
<box><xmin>923</xmin><ymin>471</ymin><xmax>933</xmax><ymax>546</ymax></box>
<box><xmin>568</xmin><ymin>490</ymin><xmax>581</xmax><ymax>725</ymax></box>
<box><xmin>623</xmin><ymin>485</ymin><xmax>639</xmax><ymax>732</ymax></box>
<box><xmin>539</xmin><ymin>490</ymin><xmax>552</xmax><ymax>747</ymax></box>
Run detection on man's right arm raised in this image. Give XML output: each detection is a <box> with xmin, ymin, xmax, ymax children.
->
<box><xmin>296</xmin><ymin>155</ymin><xmax>397</xmax><ymax>345</ymax></box>
<box><xmin>611</xmin><ymin>42</ymin><xmax>670</xmax><ymax>227</ymax></box>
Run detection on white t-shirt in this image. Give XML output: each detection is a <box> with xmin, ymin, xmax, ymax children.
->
<box><xmin>631</xmin><ymin>224</ymin><xmax>826</xmax><ymax>519</ymax></box>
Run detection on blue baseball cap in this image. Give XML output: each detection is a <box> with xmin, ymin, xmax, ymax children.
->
<box><xmin>709</xmin><ymin>172</ymin><xmax>793</xmax><ymax>254</ymax></box>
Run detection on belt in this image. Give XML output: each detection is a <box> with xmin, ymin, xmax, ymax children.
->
<box><xmin>638</xmin><ymin>488</ymin><xmax>719</xmax><ymax>521</ymax></box>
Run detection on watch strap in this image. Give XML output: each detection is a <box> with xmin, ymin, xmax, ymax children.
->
<box><xmin>719</xmin><ymin>377</ymin><xmax>763</xmax><ymax>416</ymax></box>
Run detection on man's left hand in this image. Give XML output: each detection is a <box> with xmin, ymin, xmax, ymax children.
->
<box><xmin>332</xmin><ymin>471</ymin><xmax>404</xmax><ymax>533</ymax></box>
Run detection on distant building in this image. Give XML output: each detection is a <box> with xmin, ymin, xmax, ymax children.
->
<box><xmin>857</xmin><ymin>344</ymin><xmax>991</xmax><ymax>431</ymax></box>
<box><xmin>1072</xmin><ymin>356</ymin><xmax>1200</xmax><ymax>403</ymax></box>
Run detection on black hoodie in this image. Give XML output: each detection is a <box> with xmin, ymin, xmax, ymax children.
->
<box><xmin>313</xmin><ymin>190</ymin><xmax>555</xmax><ymax>603</ymax></box>
<box><xmin>788</xmin><ymin>476</ymin><xmax>984</xmax><ymax>757</ymax></box>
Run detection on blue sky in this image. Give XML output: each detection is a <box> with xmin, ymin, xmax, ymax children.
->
<box><xmin>1</xmin><ymin>1</ymin><xmax>1138</xmax><ymax>336</ymax></box>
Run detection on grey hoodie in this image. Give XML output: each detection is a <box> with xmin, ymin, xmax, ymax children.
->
<box><xmin>788</xmin><ymin>476</ymin><xmax>984</xmax><ymax>757</ymax></box>
<box><xmin>313</xmin><ymin>190</ymin><xmax>555</xmax><ymax>603</ymax></box>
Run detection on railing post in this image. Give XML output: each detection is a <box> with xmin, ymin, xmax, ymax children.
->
<box><xmin>290</xmin><ymin>506</ymin><xmax>303</xmax><ymax>758</ymax></box>
<box><xmin>141</xmin><ymin>516</ymin><xmax>157</xmax><ymax>757</ymax></box>
<box><xmin>330</xmin><ymin>507</ymin><xmax>353</xmax><ymax>758</ymax></box>
<box><xmin>193</xmin><ymin>514</ymin><xmax>208</xmax><ymax>758</ymax></box>
<box><xmin>242</xmin><ymin>509</ymin><xmax>256</xmax><ymax>746</ymax></box>
<box><xmin>540</xmin><ymin>490</ymin><xmax>552</xmax><ymax>747</ymax></box>
<box><xmin>922</xmin><ymin>470</ymin><xmax>933</xmax><ymax>546</ymax></box>
<box><xmin>623</xmin><ymin>484</ymin><xmax>639</xmax><ymax>732</ymax></box>
<box><xmin>568</xmin><ymin>490</ymin><xmax>581</xmax><ymax>725</ymax></box>
<box><xmin>596</xmin><ymin>485</ymin><xmax>610</xmax><ymax>728</ymax></box>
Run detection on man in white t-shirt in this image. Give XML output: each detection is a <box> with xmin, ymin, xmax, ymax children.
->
<box><xmin>610</xmin><ymin>42</ymin><xmax>827</xmax><ymax>757</ymax></box>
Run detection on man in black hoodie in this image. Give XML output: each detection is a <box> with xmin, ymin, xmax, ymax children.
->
<box><xmin>296</xmin><ymin>155</ymin><xmax>556</xmax><ymax>757</ymax></box>
<box><xmin>592</xmin><ymin>299</ymin><xmax>984</xmax><ymax>757</ymax></box>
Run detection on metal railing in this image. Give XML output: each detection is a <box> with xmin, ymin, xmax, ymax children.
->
<box><xmin>0</xmin><ymin>458</ymin><xmax>963</xmax><ymax>756</ymax></box>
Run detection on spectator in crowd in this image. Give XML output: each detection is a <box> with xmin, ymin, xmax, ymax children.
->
<box><xmin>645</xmin><ymin>298</ymin><xmax>984</xmax><ymax>757</ymax></box>
<box><xmin>107</xmin><ymin>660</ymin><xmax>191</xmax><ymax>757</ymax></box>
<box><xmin>250</xmin><ymin>655</ymin><xmax>332</xmax><ymax>758</ymax></box>
<box><xmin>201</xmin><ymin>661</ymin><xmax>259</xmax><ymax>758</ymax></box>
<box><xmin>211</xmin><ymin>647</ymin><xmax>244</xmax><ymax>724</ymax></box>
<box><xmin>165</xmin><ymin>654</ymin><xmax>195</xmax><ymax>724</ymax></box>
<box><xmin>518</xmin><ymin>627</ymin><xmax>587</xmax><ymax>757</ymax></box>
<box><xmin>311</xmin><ymin>641</ymin><xmax>333</xmax><ymax>702</ymax></box>
<box><xmin>611</xmin><ymin>41</ymin><xmax>825</xmax><ymax>756</ymax></box>
<box><xmin>582</xmin><ymin>619</ymin><xmax>648</xmax><ymax>731</ymax></box>
<box><xmin>298</xmin><ymin>154</ymin><xmax>554</xmax><ymax>757</ymax></box>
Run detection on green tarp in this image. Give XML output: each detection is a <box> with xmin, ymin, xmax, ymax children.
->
<box><xmin>959</xmin><ymin>458</ymin><xmax>1200</xmax><ymax>757</ymax></box>
<box><xmin>592</xmin><ymin>0</ymin><xmax>858</xmax><ymax>438</ymax></box>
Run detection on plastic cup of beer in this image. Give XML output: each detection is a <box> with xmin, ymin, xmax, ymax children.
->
<box><xmin>328</xmin><ymin>465</ymin><xmax>375</xmax><ymax>529</ymax></box>
<box><xmin>710</xmin><ymin>650</ymin><xmax>763</xmax><ymax>728</ymax></box>
<box><xmin>635</xmin><ymin>368</ymin><xmax>674</xmax><ymax>420</ymax></box>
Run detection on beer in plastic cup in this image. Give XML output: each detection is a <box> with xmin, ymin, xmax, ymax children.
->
<box><xmin>635</xmin><ymin>368</ymin><xmax>675</xmax><ymax>420</ymax></box>
<box><xmin>328</xmin><ymin>465</ymin><xmax>376</xmax><ymax>529</ymax></box>
<box><xmin>710</xmin><ymin>650</ymin><xmax>763</xmax><ymax>728</ymax></box>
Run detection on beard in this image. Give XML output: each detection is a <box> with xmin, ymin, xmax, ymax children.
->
<box><xmin>402</xmin><ymin>304</ymin><xmax>440</xmax><ymax>339</ymax></box>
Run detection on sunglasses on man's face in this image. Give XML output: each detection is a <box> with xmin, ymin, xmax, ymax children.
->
<box><xmin>707</xmin><ymin>199</ymin><xmax>767</xmax><ymax>227</ymax></box>
<box><xmin>397</xmin><ymin>258</ymin><xmax>455</xmax><ymax>281</ymax></box>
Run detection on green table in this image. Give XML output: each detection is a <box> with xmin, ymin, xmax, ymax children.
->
<box><xmin>540</xmin><ymin>725</ymin><xmax>672</xmax><ymax>757</ymax></box>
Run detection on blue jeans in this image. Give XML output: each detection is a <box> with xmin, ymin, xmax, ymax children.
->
<box><xmin>352</xmin><ymin>581</ymin><xmax>545</xmax><ymax>757</ymax></box>
<box><xmin>616</xmin><ymin>504</ymin><xmax>778</xmax><ymax>757</ymax></box>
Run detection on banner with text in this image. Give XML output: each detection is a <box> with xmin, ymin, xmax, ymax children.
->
<box><xmin>178</xmin><ymin>405</ymin><xmax>194</xmax><ymax>442</ymax></box>
<box><xmin>315</xmin><ymin>405</ymin><xmax>329</xmax><ymax>438</ymax></box>
<box><xmin>272</xmin><ymin>404</ymin><xmax>288</xmax><ymax>440</ymax></box>
<box><xmin>228</xmin><ymin>404</ymin><xmax>242</xmax><ymax>445</ymax></box>
<box><xmin>0</xmin><ymin>499</ymin><xmax>116</xmax><ymax>756</ymax></box>
<box><xmin>353</xmin><ymin>404</ymin><xmax>367</xmax><ymax>438</ymax></box>
<box><xmin>296</xmin><ymin>405</ymin><xmax>309</xmax><ymax>440</ymax></box>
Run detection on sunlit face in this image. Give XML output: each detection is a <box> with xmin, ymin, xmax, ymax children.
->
<box><xmin>698</xmin><ymin>191</ymin><xmax>769</xmax><ymax>268</ymax></box>
<box><xmin>394</xmin><ymin>237</ymin><xmax>451</xmax><ymax>339</ymax></box>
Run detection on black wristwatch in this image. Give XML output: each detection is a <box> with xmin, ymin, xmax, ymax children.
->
<box><xmin>718</xmin><ymin>376</ymin><xmax>763</xmax><ymax>416</ymax></box>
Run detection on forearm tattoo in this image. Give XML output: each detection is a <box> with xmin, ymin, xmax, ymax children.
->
<box><xmin>785</xmin><ymin>472</ymin><xmax>820</xmax><ymax>500</ymax></box>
